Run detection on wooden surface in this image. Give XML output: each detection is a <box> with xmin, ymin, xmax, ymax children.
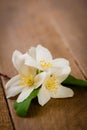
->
<box><xmin>0</xmin><ymin>0</ymin><xmax>87</xmax><ymax>130</ymax></box>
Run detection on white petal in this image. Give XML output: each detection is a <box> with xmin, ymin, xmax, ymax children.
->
<box><xmin>5</xmin><ymin>75</ymin><xmax>20</xmax><ymax>89</ymax></box>
<box><xmin>38</xmin><ymin>86</ymin><xmax>51</xmax><ymax>106</ymax></box>
<box><xmin>12</xmin><ymin>50</ymin><xmax>24</xmax><ymax>71</ymax></box>
<box><xmin>48</xmin><ymin>66</ymin><xmax>71</xmax><ymax>83</ymax></box>
<box><xmin>21</xmin><ymin>66</ymin><xmax>29</xmax><ymax>75</ymax></box>
<box><xmin>47</xmin><ymin>67</ymin><xmax>63</xmax><ymax>76</ymax></box>
<box><xmin>34</xmin><ymin>72</ymin><xmax>47</xmax><ymax>88</ymax></box>
<box><xmin>52</xmin><ymin>58</ymin><xmax>69</xmax><ymax>68</ymax></box>
<box><xmin>25</xmin><ymin>54</ymin><xmax>38</xmax><ymax>68</ymax></box>
<box><xmin>12</xmin><ymin>50</ymin><xmax>29</xmax><ymax>75</ymax></box>
<box><xmin>36</xmin><ymin>45</ymin><xmax>52</xmax><ymax>62</ymax></box>
<box><xmin>56</xmin><ymin>66</ymin><xmax>71</xmax><ymax>83</ymax></box>
<box><xmin>50</xmin><ymin>85</ymin><xmax>74</xmax><ymax>98</ymax></box>
<box><xmin>28</xmin><ymin>47</ymin><xmax>36</xmax><ymax>59</ymax></box>
<box><xmin>17</xmin><ymin>87</ymin><xmax>34</xmax><ymax>103</ymax></box>
<box><xmin>27</xmin><ymin>67</ymin><xmax>37</xmax><ymax>76</ymax></box>
<box><xmin>6</xmin><ymin>85</ymin><xmax>24</xmax><ymax>98</ymax></box>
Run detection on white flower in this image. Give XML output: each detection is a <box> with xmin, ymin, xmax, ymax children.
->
<box><xmin>37</xmin><ymin>67</ymin><xmax>74</xmax><ymax>106</ymax></box>
<box><xmin>25</xmin><ymin>45</ymin><xmax>70</xmax><ymax>71</ymax></box>
<box><xmin>5</xmin><ymin>50</ymin><xmax>46</xmax><ymax>103</ymax></box>
<box><xmin>5</xmin><ymin>45</ymin><xmax>74</xmax><ymax>107</ymax></box>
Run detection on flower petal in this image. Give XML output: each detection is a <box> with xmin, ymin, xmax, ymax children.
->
<box><xmin>34</xmin><ymin>72</ymin><xmax>47</xmax><ymax>89</ymax></box>
<box><xmin>30</xmin><ymin>67</ymin><xmax>37</xmax><ymax>76</ymax></box>
<box><xmin>48</xmin><ymin>66</ymin><xmax>71</xmax><ymax>83</ymax></box>
<box><xmin>38</xmin><ymin>86</ymin><xmax>51</xmax><ymax>106</ymax></box>
<box><xmin>17</xmin><ymin>87</ymin><xmax>34</xmax><ymax>103</ymax></box>
<box><xmin>12</xmin><ymin>50</ymin><xmax>24</xmax><ymax>71</ymax></box>
<box><xmin>25</xmin><ymin>54</ymin><xmax>38</xmax><ymax>68</ymax></box>
<box><xmin>12</xmin><ymin>50</ymin><xmax>29</xmax><ymax>75</ymax></box>
<box><xmin>50</xmin><ymin>85</ymin><xmax>74</xmax><ymax>98</ymax></box>
<box><xmin>5</xmin><ymin>75</ymin><xmax>20</xmax><ymax>89</ymax></box>
<box><xmin>47</xmin><ymin>67</ymin><xmax>63</xmax><ymax>76</ymax></box>
<box><xmin>6</xmin><ymin>85</ymin><xmax>24</xmax><ymax>98</ymax></box>
<box><xmin>59</xmin><ymin>66</ymin><xmax>71</xmax><ymax>83</ymax></box>
<box><xmin>28</xmin><ymin>47</ymin><xmax>36</xmax><ymax>59</ymax></box>
<box><xmin>52</xmin><ymin>58</ymin><xmax>69</xmax><ymax>68</ymax></box>
<box><xmin>56</xmin><ymin>66</ymin><xmax>71</xmax><ymax>83</ymax></box>
<box><xmin>36</xmin><ymin>45</ymin><xmax>52</xmax><ymax>62</ymax></box>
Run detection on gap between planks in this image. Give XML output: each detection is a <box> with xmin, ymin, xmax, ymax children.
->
<box><xmin>0</xmin><ymin>77</ymin><xmax>14</xmax><ymax>130</ymax></box>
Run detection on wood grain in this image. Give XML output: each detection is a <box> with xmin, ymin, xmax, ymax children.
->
<box><xmin>0</xmin><ymin>0</ymin><xmax>87</xmax><ymax>130</ymax></box>
<box><xmin>45</xmin><ymin>0</ymin><xmax>87</xmax><ymax>78</ymax></box>
<box><xmin>0</xmin><ymin>80</ymin><xmax>13</xmax><ymax>130</ymax></box>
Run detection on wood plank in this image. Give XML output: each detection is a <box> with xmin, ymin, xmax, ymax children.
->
<box><xmin>0</xmin><ymin>80</ymin><xmax>13</xmax><ymax>130</ymax></box>
<box><xmin>0</xmin><ymin>1</ymin><xmax>87</xmax><ymax>130</ymax></box>
<box><xmin>45</xmin><ymin>0</ymin><xmax>87</xmax><ymax>77</ymax></box>
<box><xmin>0</xmin><ymin>0</ymin><xmax>84</xmax><ymax>79</ymax></box>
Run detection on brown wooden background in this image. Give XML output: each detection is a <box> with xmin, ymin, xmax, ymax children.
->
<box><xmin>0</xmin><ymin>0</ymin><xmax>87</xmax><ymax>130</ymax></box>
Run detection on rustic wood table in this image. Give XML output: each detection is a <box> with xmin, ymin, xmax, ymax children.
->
<box><xmin>0</xmin><ymin>0</ymin><xmax>87</xmax><ymax>130</ymax></box>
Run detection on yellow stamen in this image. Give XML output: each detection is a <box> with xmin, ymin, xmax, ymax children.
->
<box><xmin>45</xmin><ymin>75</ymin><xmax>58</xmax><ymax>93</ymax></box>
<box><xmin>40</xmin><ymin>59</ymin><xmax>52</xmax><ymax>69</ymax></box>
<box><xmin>20</xmin><ymin>73</ymin><xmax>34</xmax><ymax>87</ymax></box>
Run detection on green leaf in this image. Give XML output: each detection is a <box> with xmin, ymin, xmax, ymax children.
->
<box><xmin>14</xmin><ymin>87</ymin><xmax>40</xmax><ymax>117</ymax></box>
<box><xmin>62</xmin><ymin>75</ymin><xmax>87</xmax><ymax>87</ymax></box>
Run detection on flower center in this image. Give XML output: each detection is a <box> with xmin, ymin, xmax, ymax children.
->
<box><xmin>45</xmin><ymin>75</ymin><xmax>58</xmax><ymax>93</ymax></box>
<box><xmin>40</xmin><ymin>59</ymin><xmax>52</xmax><ymax>69</ymax></box>
<box><xmin>20</xmin><ymin>73</ymin><xmax>34</xmax><ymax>87</ymax></box>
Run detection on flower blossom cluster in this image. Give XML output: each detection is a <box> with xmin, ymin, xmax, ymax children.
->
<box><xmin>6</xmin><ymin>45</ymin><xmax>74</xmax><ymax>106</ymax></box>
